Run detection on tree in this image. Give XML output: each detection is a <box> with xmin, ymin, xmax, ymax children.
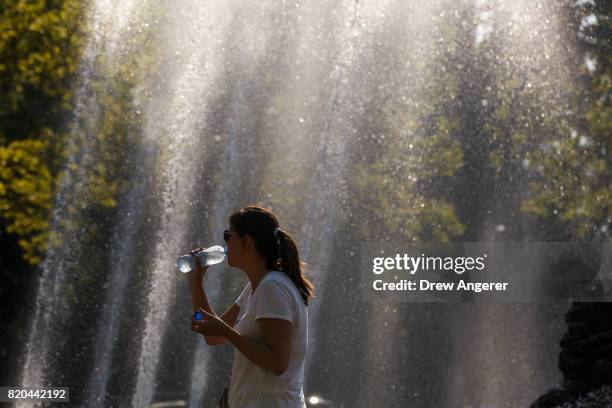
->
<box><xmin>0</xmin><ymin>0</ymin><xmax>86</xmax><ymax>264</ymax></box>
<box><xmin>520</xmin><ymin>0</ymin><xmax>612</xmax><ymax>241</ymax></box>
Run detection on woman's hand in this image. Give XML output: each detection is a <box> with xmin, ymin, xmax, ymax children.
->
<box><xmin>189</xmin><ymin>248</ymin><xmax>209</xmax><ymax>282</ymax></box>
<box><xmin>191</xmin><ymin>309</ymin><xmax>231</xmax><ymax>337</ymax></box>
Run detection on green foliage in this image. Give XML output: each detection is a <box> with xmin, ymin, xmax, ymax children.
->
<box><xmin>0</xmin><ymin>0</ymin><xmax>86</xmax><ymax>264</ymax></box>
<box><xmin>520</xmin><ymin>2</ymin><xmax>612</xmax><ymax>239</ymax></box>
<box><xmin>419</xmin><ymin>117</ymin><xmax>464</xmax><ymax>179</ymax></box>
<box><xmin>0</xmin><ymin>0</ymin><xmax>85</xmax><ymax>136</ymax></box>
<box><xmin>353</xmin><ymin>158</ymin><xmax>465</xmax><ymax>242</ymax></box>
<box><xmin>349</xmin><ymin>9</ymin><xmax>469</xmax><ymax>244</ymax></box>
<box><xmin>350</xmin><ymin>98</ymin><xmax>466</xmax><ymax>243</ymax></box>
<box><xmin>350</xmin><ymin>2</ymin><xmax>609</xmax><ymax>244</ymax></box>
<box><xmin>0</xmin><ymin>0</ymin><xmax>156</xmax><ymax>264</ymax></box>
<box><xmin>0</xmin><ymin>139</ymin><xmax>53</xmax><ymax>264</ymax></box>
<box><xmin>41</xmin><ymin>16</ymin><xmax>158</xmax><ymax>254</ymax></box>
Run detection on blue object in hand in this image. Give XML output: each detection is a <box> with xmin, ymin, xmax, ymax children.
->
<box><xmin>193</xmin><ymin>310</ymin><xmax>204</xmax><ymax>321</ymax></box>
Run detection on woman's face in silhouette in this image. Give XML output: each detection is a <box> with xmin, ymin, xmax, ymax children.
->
<box><xmin>225</xmin><ymin>225</ymin><xmax>253</xmax><ymax>269</ymax></box>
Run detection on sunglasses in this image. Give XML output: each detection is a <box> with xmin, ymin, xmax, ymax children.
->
<box><xmin>223</xmin><ymin>229</ymin><xmax>240</xmax><ymax>242</ymax></box>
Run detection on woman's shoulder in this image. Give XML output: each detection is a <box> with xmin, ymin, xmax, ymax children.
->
<box><xmin>263</xmin><ymin>271</ymin><xmax>304</xmax><ymax>303</ymax></box>
<box><xmin>264</xmin><ymin>270</ymin><xmax>294</xmax><ymax>288</ymax></box>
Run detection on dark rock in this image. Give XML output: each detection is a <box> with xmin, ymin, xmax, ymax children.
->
<box><xmin>531</xmin><ymin>244</ymin><xmax>612</xmax><ymax>407</ymax></box>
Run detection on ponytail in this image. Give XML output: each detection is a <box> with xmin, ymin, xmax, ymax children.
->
<box><xmin>275</xmin><ymin>229</ymin><xmax>314</xmax><ymax>305</ymax></box>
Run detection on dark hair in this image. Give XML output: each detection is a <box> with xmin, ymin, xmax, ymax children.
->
<box><xmin>229</xmin><ymin>205</ymin><xmax>314</xmax><ymax>305</ymax></box>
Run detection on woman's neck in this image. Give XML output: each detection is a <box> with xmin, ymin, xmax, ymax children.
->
<box><xmin>245</xmin><ymin>262</ymin><xmax>270</xmax><ymax>292</ymax></box>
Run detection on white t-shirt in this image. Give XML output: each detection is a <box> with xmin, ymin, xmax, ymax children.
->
<box><xmin>228</xmin><ymin>270</ymin><xmax>308</xmax><ymax>408</ymax></box>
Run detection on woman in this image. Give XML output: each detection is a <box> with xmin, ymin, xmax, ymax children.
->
<box><xmin>188</xmin><ymin>205</ymin><xmax>314</xmax><ymax>408</ymax></box>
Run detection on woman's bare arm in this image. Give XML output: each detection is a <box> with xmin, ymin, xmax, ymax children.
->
<box><xmin>188</xmin><ymin>274</ymin><xmax>241</xmax><ymax>345</ymax></box>
<box><xmin>190</xmin><ymin>309</ymin><xmax>292</xmax><ymax>375</ymax></box>
<box><xmin>224</xmin><ymin>317</ymin><xmax>292</xmax><ymax>375</ymax></box>
<box><xmin>187</xmin><ymin>253</ymin><xmax>239</xmax><ymax>345</ymax></box>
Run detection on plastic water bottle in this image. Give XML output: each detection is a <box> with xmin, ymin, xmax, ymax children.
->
<box><xmin>177</xmin><ymin>245</ymin><xmax>227</xmax><ymax>273</ymax></box>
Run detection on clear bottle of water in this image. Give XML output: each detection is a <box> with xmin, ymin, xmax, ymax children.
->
<box><xmin>177</xmin><ymin>245</ymin><xmax>227</xmax><ymax>273</ymax></box>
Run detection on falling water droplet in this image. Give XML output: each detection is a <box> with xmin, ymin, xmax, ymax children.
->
<box><xmin>495</xmin><ymin>224</ymin><xmax>506</xmax><ymax>232</ymax></box>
